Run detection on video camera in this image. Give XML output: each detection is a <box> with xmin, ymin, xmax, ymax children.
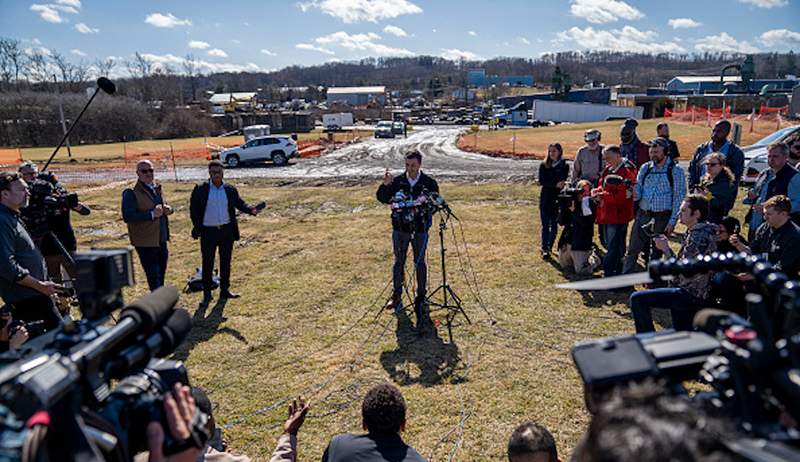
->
<box><xmin>0</xmin><ymin>248</ymin><xmax>208</xmax><ymax>461</ymax></box>
<box><xmin>571</xmin><ymin>253</ymin><xmax>800</xmax><ymax>461</ymax></box>
<box><xmin>21</xmin><ymin>171</ymin><xmax>87</xmax><ymax>242</ymax></box>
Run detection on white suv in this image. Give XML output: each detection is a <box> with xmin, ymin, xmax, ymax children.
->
<box><xmin>220</xmin><ymin>136</ymin><xmax>298</xmax><ymax>168</ymax></box>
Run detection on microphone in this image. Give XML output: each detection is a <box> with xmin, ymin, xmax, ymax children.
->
<box><xmin>96</xmin><ymin>77</ymin><xmax>116</xmax><ymax>95</ymax></box>
<box><xmin>119</xmin><ymin>286</ymin><xmax>179</xmax><ymax>333</ymax></box>
<box><xmin>106</xmin><ymin>308</ymin><xmax>192</xmax><ymax>379</ymax></box>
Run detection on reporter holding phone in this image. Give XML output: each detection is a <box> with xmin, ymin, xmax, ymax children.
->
<box><xmin>0</xmin><ymin>172</ymin><xmax>62</xmax><ymax>334</ymax></box>
<box><xmin>190</xmin><ymin>160</ymin><xmax>263</xmax><ymax>307</ymax></box>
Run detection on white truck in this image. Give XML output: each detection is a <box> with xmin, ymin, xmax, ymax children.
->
<box><xmin>242</xmin><ymin>125</ymin><xmax>271</xmax><ymax>142</ymax></box>
<box><xmin>322</xmin><ymin>113</ymin><xmax>354</xmax><ymax>131</ymax></box>
<box><xmin>531</xmin><ymin>100</ymin><xmax>643</xmax><ymax>123</ymax></box>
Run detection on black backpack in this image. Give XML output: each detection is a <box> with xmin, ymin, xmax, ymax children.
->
<box><xmin>184</xmin><ymin>267</ymin><xmax>220</xmax><ymax>293</ymax></box>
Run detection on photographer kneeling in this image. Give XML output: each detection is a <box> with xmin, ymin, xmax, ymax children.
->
<box><xmin>0</xmin><ymin>173</ymin><xmax>62</xmax><ymax>334</ymax></box>
<box><xmin>629</xmin><ymin>194</ymin><xmax>718</xmax><ymax>333</ymax></box>
<box><xmin>557</xmin><ymin>180</ymin><xmax>600</xmax><ymax>276</ymax></box>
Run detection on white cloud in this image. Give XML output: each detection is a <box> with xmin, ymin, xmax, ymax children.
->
<box><xmin>298</xmin><ymin>0</ymin><xmax>422</xmax><ymax>23</ymax></box>
<box><xmin>668</xmin><ymin>18</ymin><xmax>702</xmax><ymax>29</ymax></box>
<box><xmin>739</xmin><ymin>0</ymin><xmax>788</xmax><ymax>7</ymax></box>
<box><xmin>759</xmin><ymin>29</ymin><xmax>800</xmax><ymax>48</ymax></box>
<box><xmin>432</xmin><ymin>28</ymin><xmax>437</xmax><ymax>33</ymax></box>
<box><xmin>30</xmin><ymin>4</ymin><xmax>66</xmax><ymax>23</ymax></box>
<box><xmin>519</xmin><ymin>37</ymin><xmax>531</xmax><ymax>45</ymax></box>
<box><xmin>231</xmin><ymin>39</ymin><xmax>241</xmax><ymax>44</ymax></box>
<box><xmin>383</xmin><ymin>25</ymin><xmax>408</xmax><ymax>37</ymax></box>
<box><xmin>313</xmin><ymin>31</ymin><xmax>414</xmax><ymax>57</ymax></box>
<box><xmin>440</xmin><ymin>48</ymin><xmax>481</xmax><ymax>61</ymax></box>
<box><xmin>75</xmin><ymin>22</ymin><xmax>99</xmax><ymax>34</ymax></box>
<box><xmin>468</xmin><ymin>30</ymin><xmax>477</xmax><ymax>36</ymax></box>
<box><xmin>296</xmin><ymin>43</ymin><xmax>336</xmax><ymax>55</ymax></box>
<box><xmin>207</xmin><ymin>48</ymin><xmax>228</xmax><ymax>58</ymax></box>
<box><xmin>694</xmin><ymin>32</ymin><xmax>759</xmax><ymax>53</ymax></box>
<box><xmin>139</xmin><ymin>52</ymin><xmax>268</xmax><ymax>74</ymax></box>
<box><xmin>24</xmin><ymin>46</ymin><xmax>52</xmax><ymax>56</ymax></box>
<box><xmin>189</xmin><ymin>40</ymin><xmax>210</xmax><ymax>49</ymax></box>
<box><xmin>70</xmin><ymin>48</ymin><xmax>86</xmax><ymax>57</ymax></box>
<box><xmin>56</xmin><ymin>0</ymin><xmax>81</xmax><ymax>7</ymax></box>
<box><xmin>570</xmin><ymin>0</ymin><xmax>644</xmax><ymax>24</ymax></box>
<box><xmin>555</xmin><ymin>26</ymin><xmax>685</xmax><ymax>53</ymax></box>
<box><xmin>145</xmin><ymin>13</ymin><xmax>192</xmax><ymax>28</ymax></box>
<box><xmin>260</xmin><ymin>49</ymin><xmax>277</xmax><ymax>56</ymax></box>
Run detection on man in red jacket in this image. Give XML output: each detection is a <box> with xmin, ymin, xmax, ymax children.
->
<box><xmin>592</xmin><ymin>145</ymin><xmax>638</xmax><ymax>276</ymax></box>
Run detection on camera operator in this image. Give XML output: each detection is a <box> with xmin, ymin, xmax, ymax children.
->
<box><xmin>19</xmin><ymin>161</ymin><xmax>90</xmax><ymax>283</ymax></box>
<box><xmin>557</xmin><ymin>180</ymin><xmax>600</xmax><ymax>276</ymax></box>
<box><xmin>629</xmin><ymin>194</ymin><xmax>718</xmax><ymax>333</ymax></box>
<box><xmin>0</xmin><ymin>172</ymin><xmax>62</xmax><ymax>333</ymax></box>
<box><xmin>376</xmin><ymin>151</ymin><xmax>439</xmax><ymax>329</ymax></box>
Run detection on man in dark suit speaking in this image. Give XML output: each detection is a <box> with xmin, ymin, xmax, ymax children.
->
<box><xmin>190</xmin><ymin>160</ymin><xmax>262</xmax><ymax>306</ymax></box>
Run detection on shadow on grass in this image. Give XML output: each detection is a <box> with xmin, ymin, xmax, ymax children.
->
<box><xmin>379</xmin><ymin>308</ymin><xmax>461</xmax><ymax>387</ymax></box>
<box><xmin>173</xmin><ymin>297</ymin><xmax>247</xmax><ymax>362</ymax></box>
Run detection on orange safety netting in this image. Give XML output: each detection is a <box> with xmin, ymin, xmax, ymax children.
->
<box><xmin>123</xmin><ymin>144</ymin><xmax>210</xmax><ymax>163</ymax></box>
<box><xmin>0</xmin><ymin>148</ymin><xmax>22</xmax><ymax>166</ymax></box>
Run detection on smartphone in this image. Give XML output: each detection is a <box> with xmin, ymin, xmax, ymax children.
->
<box><xmin>254</xmin><ymin>201</ymin><xmax>267</xmax><ymax>211</ymax></box>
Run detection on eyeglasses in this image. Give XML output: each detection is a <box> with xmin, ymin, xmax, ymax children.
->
<box><xmin>138</xmin><ymin>169</ymin><xmax>154</xmax><ymax>174</ymax></box>
<box><xmin>705</xmin><ymin>162</ymin><xmax>721</xmax><ymax>167</ymax></box>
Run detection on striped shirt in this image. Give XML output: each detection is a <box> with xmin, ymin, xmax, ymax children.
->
<box><xmin>634</xmin><ymin>160</ymin><xmax>687</xmax><ymax>226</ymax></box>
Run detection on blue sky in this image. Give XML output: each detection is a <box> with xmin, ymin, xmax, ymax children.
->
<box><xmin>1</xmin><ymin>0</ymin><xmax>799</xmax><ymax>76</ymax></box>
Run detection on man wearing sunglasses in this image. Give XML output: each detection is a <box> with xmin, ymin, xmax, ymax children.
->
<box><xmin>122</xmin><ymin>160</ymin><xmax>173</xmax><ymax>291</ymax></box>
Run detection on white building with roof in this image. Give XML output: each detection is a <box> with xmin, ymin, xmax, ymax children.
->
<box><xmin>326</xmin><ymin>86</ymin><xmax>386</xmax><ymax>106</ymax></box>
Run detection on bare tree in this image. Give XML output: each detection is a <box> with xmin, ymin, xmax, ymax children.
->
<box><xmin>94</xmin><ymin>57</ymin><xmax>115</xmax><ymax>78</ymax></box>
<box><xmin>182</xmin><ymin>53</ymin><xmax>198</xmax><ymax>101</ymax></box>
<box><xmin>0</xmin><ymin>38</ymin><xmax>27</xmax><ymax>90</ymax></box>
<box><xmin>126</xmin><ymin>52</ymin><xmax>153</xmax><ymax>101</ymax></box>
<box><xmin>25</xmin><ymin>51</ymin><xmax>50</xmax><ymax>87</ymax></box>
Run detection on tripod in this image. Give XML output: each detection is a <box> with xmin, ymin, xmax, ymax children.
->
<box><xmin>426</xmin><ymin>207</ymin><xmax>470</xmax><ymax>343</ymax></box>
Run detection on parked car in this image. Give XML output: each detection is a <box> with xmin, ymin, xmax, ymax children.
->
<box><xmin>219</xmin><ymin>135</ymin><xmax>298</xmax><ymax>168</ymax></box>
<box><xmin>742</xmin><ymin>125</ymin><xmax>800</xmax><ymax>184</ymax></box>
<box><xmin>374</xmin><ymin>120</ymin><xmax>395</xmax><ymax>138</ymax></box>
<box><xmin>392</xmin><ymin>121</ymin><xmax>405</xmax><ymax>135</ymax></box>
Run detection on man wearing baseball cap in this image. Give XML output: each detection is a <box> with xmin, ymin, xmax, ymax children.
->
<box><xmin>571</xmin><ymin>129</ymin><xmax>604</xmax><ymax>186</ymax></box>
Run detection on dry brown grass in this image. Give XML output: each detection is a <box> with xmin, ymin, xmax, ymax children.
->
<box><xmin>458</xmin><ymin>117</ymin><xmax>786</xmax><ymax>160</ymax></box>
<box><xmin>74</xmin><ymin>180</ymin><xmax>666</xmax><ymax>460</ymax></box>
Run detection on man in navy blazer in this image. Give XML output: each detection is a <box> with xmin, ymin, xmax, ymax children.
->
<box><xmin>190</xmin><ymin>160</ymin><xmax>261</xmax><ymax>306</ymax></box>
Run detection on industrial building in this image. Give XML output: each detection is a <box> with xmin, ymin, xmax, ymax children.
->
<box><xmin>326</xmin><ymin>86</ymin><xmax>386</xmax><ymax>106</ymax></box>
<box><xmin>666</xmin><ymin>76</ymin><xmax>799</xmax><ymax>95</ymax></box>
<box><xmin>497</xmin><ymin>88</ymin><xmax>611</xmax><ymax>109</ymax></box>
<box><xmin>467</xmin><ymin>69</ymin><xmax>534</xmax><ymax>87</ymax></box>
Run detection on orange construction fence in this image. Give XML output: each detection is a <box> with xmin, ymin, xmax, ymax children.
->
<box><xmin>0</xmin><ymin>148</ymin><xmax>23</xmax><ymax>167</ymax></box>
<box><xmin>665</xmin><ymin>104</ymin><xmax>790</xmax><ymax>134</ymax></box>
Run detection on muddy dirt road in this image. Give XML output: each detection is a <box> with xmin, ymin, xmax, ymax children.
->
<box><xmin>60</xmin><ymin>126</ymin><xmax>540</xmax><ymax>185</ymax></box>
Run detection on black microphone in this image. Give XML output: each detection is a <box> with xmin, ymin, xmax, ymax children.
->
<box><xmin>106</xmin><ymin>308</ymin><xmax>192</xmax><ymax>379</ymax></box>
<box><xmin>120</xmin><ymin>286</ymin><xmax>179</xmax><ymax>333</ymax></box>
<box><xmin>96</xmin><ymin>77</ymin><xmax>116</xmax><ymax>95</ymax></box>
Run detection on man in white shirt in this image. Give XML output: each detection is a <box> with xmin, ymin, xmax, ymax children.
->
<box><xmin>190</xmin><ymin>160</ymin><xmax>261</xmax><ymax>306</ymax></box>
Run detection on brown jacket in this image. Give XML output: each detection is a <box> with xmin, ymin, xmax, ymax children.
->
<box><xmin>122</xmin><ymin>181</ymin><xmax>170</xmax><ymax>247</ymax></box>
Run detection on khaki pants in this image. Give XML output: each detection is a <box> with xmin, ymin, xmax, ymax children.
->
<box><xmin>558</xmin><ymin>244</ymin><xmax>600</xmax><ymax>276</ymax></box>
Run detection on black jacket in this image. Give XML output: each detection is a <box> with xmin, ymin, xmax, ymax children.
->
<box><xmin>322</xmin><ymin>433</ymin><xmax>425</xmax><ymax>462</ymax></box>
<box><xmin>189</xmin><ymin>181</ymin><xmax>255</xmax><ymax>241</ymax></box>
<box><xmin>558</xmin><ymin>196</ymin><xmax>596</xmax><ymax>251</ymax></box>
<box><xmin>751</xmin><ymin>220</ymin><xmax>800</xmax><ymax>278</ymax></box>
<box><xmin>689</xmin><ymin>141</ymin><xmax>745</xmax><ymax>188</ymax></box>
<box><xmin>376</xmin><ymin>172</ymin><xmax>439</xmax><ymax>232</ymax></box>
<box><xmin>538</xmin><ymin>160</ymin><xmax>569</xmax><ymax>205</ymax></box>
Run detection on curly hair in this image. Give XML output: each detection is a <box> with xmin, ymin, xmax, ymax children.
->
<box><xmin>572</xmin><ymin>381</ymin><xmax>736</xmax><ymax>462</ymax></box>
<box><xmin>361</xmin><ymin>383</ymin><xmax>406</xmax><ymax>435</ymax></box>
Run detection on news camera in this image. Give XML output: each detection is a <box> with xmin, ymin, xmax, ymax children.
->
<box><xmin>571</xmin><ymin>252</ymin><xmax>800</xmax><ymax>461</ymax></box>
<box><xmin>0</xmin><ymin>248</ymin><xmax>208</xmax><ymax>461</ymax></box>
<box><xmin>21</xmin><ymin>172</ymin><xmax>83</xmax><ymax>242</ymax></box>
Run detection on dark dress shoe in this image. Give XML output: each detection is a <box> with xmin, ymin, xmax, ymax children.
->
<box><xmin>220</xmin><ymin>290</ymin><xmax>241</xmax><ymax>299</ymax></box>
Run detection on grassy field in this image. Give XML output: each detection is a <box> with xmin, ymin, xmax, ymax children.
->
<box><xmin>17</xmin><ymin>129</ymin><xmax>374</xmax><ymax>164</ymax></box>
<box><xmin>72</xmin><ymin>179</ymin><xmax>645</xmax><ymax>460</ymax></box>
<box><xmin>458</xmin><ymin>118</ymin><xmax>776</xmax><ymax>160</ymax></box>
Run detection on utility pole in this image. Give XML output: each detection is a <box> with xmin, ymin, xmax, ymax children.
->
<box><xmin>53</xmin><ymin>74</ymin><xmax>72</xmax><ymax>158</ymax></box>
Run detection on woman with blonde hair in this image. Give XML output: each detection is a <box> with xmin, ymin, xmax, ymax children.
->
<box><xmin>697</xmin><ymin>152</ymin><xmax>736</xmax><ymax>223</ymax></box>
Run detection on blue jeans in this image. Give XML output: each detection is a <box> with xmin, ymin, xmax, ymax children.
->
<box><xmin>602</xmin><ymin>223</ymin><xmax>628</xmax><ymax>276</ymax></box>
<box><xmin>540</xmin><ymin>199</ymin><xmax>558</xmax><ymax>252</ymax></box>
<box><xmin>629</xmin><ymin>287</ymin><xmax>699</xmax><ymax>333</ymax></box>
